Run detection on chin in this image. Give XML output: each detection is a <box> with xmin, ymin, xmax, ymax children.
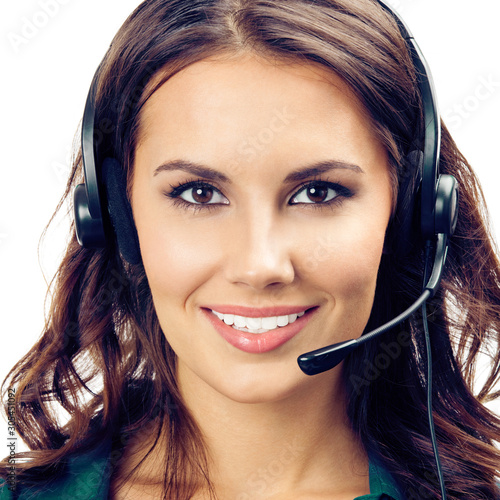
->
<box><xmin>191</xmin><ymin>357</ymin><xmax>336</xmax><ymax>406</ymax></box>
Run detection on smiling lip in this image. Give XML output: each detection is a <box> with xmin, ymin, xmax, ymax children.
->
<box><xmin>202</xmin><ymin>304</ymin><xmax>314</xmax><ymax>317</ymax></box>
<box><xmin>200</xmin><ymin>305</ymin><xmax>319</xmax><ymax>354</ymax></box>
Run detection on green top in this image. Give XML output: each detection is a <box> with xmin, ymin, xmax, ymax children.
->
<box><xmin>0</xmin><ymin>441</ymin><xmax>403</xmax><ymax>499</ymax></box>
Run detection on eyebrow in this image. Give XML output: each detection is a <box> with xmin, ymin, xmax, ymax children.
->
<box><xmin>153</xmin><ymin>159</ymin><xmax>364</xmax><ymax>182</ymax></box>
<box><xmin>154</xmin><ymin>160</ymin><xmax>231</xmax><ymax>183</ymax></box>
<box><xmin>284</xmin><ymin>160</ymin><xmax>364</xmax><ymax>182</ymax></box>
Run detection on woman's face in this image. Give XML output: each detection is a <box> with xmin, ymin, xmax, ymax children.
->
<box><xmin>131</xmin><ymin>53</ymin><xmax>393</xmax><ymax>404</ymax></box>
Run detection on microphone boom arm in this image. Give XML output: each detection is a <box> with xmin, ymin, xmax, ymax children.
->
<box><xmin>297</xmin><ymin>234</ymin><xmax>447</xmax><ymax>376</ymax></box>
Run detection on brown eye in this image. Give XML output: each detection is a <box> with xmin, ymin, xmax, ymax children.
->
<box><xmin>168</xmin><ymin>181</ymin><xmax>229</xmax><ymax>206</ymax></box>
<box><xmin>305</xmin><ymin>185</ymin><xmax>330</xmax><ymax>203</ymax></box>
<box><xmin>191</xmin><ymin>186</ymin><xmax>215</xmax><ymax>203</ymax></box>
<box><xmin>290</xmin><ymin>181</ymin><xmax>348</xmax><ymax>205</ymax></box>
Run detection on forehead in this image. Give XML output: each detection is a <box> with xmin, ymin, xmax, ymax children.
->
<box><xmin>132</xmin><ymin>52</ymin><xmax>388</xmax><ymax>190</ymax></box>
<box><xmin>137</xmin><ymin>52</ymin><xmax>375</xmax><ymax>144</ymax></box>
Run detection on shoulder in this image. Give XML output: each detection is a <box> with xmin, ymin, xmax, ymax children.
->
<box><xmin>0</xmin><ymin>480</ymin><xmax>13</xmax><ymax>500</ymax></box>
<box><xmin>355</xmin><ymin>457</ymin><xmax>404</xmax><ymax>500</ymax></box>
<box><xmin>0</xmin><ymin>439</ymin><xmax>113</xmax><ymax>500</ymax></box>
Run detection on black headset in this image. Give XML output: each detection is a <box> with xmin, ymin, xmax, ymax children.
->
<box><xmin>73</xmin><ymin>0</ymin><xmax>460</xmax><ymax>373</ymax></box>
<box><xmin>73</xmin><ymin>0</ymin><xmax>458</xmax><ymax>267</ymax></box>
<box><xmin>73</xmin><ymin>3</ymin><xmax>457</xmax><ymax>496</ymax></box>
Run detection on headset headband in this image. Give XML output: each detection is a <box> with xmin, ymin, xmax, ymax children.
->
<box><xmin>377</xmin><ymin>0</ymin><xmax>441</xmax><ymax>240</ymax></box>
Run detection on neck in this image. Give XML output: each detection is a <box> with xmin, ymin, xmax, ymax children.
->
<box><xmin>112</xmin><ymin>366</ymin><xmax>370</xmax><ymax>499</ymax></box>
<box><xmin>178</xmin><ymin>365</ymin><xmax>369</xmax><ymax>499</ymax></box>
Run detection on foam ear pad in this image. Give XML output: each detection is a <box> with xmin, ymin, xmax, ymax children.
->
<box><xmin>385</xmin><ymin>150</ymin><xmax>423</xmax><ymax>256</ymax></box>
<box><xmin>101</xmin><ymin>157</ymin><xmax>142</xmax><ymax>265</ymax></box>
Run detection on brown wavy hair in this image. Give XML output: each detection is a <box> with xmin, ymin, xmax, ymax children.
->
<box><xmin>2</xmin><ymin>0</ymin><xmax>500</xmax><ymax>498</ymax></box>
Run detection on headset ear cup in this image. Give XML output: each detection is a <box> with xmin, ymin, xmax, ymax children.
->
<box><xmin>434</xmin><ymin>174</ymin><xmax>459</xmax><ymax>236</ymax></box>
<box><xmin>385</xmin><ymin>150</ymin><xmax>423</xmax><ymax>256</ymax></box>
<box><xmin>74</xmin><ymin>183</ymin><xmax>106</xmax><ymax>248</ymax></box>
<box><xmin>101</xmin><ymin>158</ymin><xmax>142</xmax><ymax>265</ymax></box>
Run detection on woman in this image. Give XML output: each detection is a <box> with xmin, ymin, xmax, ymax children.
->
<box><xmin>1</xmin><ymin>0</ymin><xmax>499</xmax><ymax>498</ymax></box>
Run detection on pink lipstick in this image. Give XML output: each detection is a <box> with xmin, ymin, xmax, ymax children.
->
<box><xmin>201</xmin><ymin>305</ymin><xmax>318</xmax><ymax>354</ymax></box>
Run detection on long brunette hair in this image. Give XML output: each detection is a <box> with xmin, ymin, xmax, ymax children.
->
<box><xmin>2</xmin><ymin>1</ymin><xmax>500</xmax><ymax>498</ymax></box>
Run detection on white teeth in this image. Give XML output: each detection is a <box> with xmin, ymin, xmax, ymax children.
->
<box><xmin>277</xmin><ymin>315</ymin><xmax>289</xmax><ymax>327</ymax></box>
<box><xmin>261</xmin><ymin>316</ymin><xmax>278</xmax><ymax>329</ymax></box>
<box><xmin>211</xmin><ymin>309</ymin><xmax>308</xmax><ymax>334</ymax></box>
<box><xmin>246</xmin><ymin>317</ymin><xmax>262</xmax><ymax>330</ymax></box>
<box><xmin>223</xmin><ymin>314</ymin><xmax>234</xmax><ymax>325</ymax></box>
<box><xmin>233</xmin><ymin>315</ymin><xmax>246</xmax><ymax>327</ymax></box>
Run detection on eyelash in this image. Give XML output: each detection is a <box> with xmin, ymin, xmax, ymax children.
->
<box><xmin>165</xmin><ymin>178</ymin><xmax>353</xmax><ymax>214</ymax></box>
<box><xmin>166</xmin><ymin>180</ymin><xmax>226</xmax><ymax>214</ymax></box>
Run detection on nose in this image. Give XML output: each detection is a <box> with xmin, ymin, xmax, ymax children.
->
<box><xmin>223</xmin><ymin>210</ymin><xmax>296</xmax><ymax>290</ymax></box>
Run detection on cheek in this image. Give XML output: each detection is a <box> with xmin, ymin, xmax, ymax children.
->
<box><xmin>303</xmin><ymin>219</ymin><xmax>386</xmax><ymax>289</ymax></box>
<box><xmin>303</xmin><ymin>218</ymin><xmax>387</xmax><ymax>339</ymax></box>
<box><xmin>139</xmin><ymin>220</ymin><xmax>223</xmax><ymax>304</ymax></box>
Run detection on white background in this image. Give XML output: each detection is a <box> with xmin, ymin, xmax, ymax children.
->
<box><xmin>1</xmin><ymin>0</ymin><xmax>499</xmax><ymax>449</ymax></box>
